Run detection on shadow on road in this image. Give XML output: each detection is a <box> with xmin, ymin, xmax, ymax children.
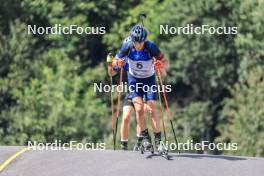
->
<box><xmin>144</xmin><ymin>153</ymin><xmax>247</xmax><ymax>161</ymax></box>
<box><xmin>171</xmin><ymin>153</ymin><xmax>247</xmax><ymax>161</ymax></box>
<box><xmin>145</xmin><ymin>153</ymin><xmax>174</xmax><ymax>160</ymax></box>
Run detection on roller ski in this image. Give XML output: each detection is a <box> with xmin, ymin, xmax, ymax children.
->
<box><xmin>156</xmin><ymin>142</ymin><xmax>170</xmax><ymax>160</ymax></box>
<box><xmin>154</xmin><ymin>132</ymin><xmax>170</xmax><ymax>160</ymax></box>
<box><xmin>139</xmin><ymin>129</ymin><xmax>154</xmax><ymax>154</ymax></box>
<box><xmin>140</xmin><ymin>140</ymin><xmax>154</xmax><ymax>154</ymax></box>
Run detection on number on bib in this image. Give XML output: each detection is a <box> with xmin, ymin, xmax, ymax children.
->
<box><xmin>136</xmin><ymin>62</ymin><xmax>143</xmax><ymax>69</ymax></box>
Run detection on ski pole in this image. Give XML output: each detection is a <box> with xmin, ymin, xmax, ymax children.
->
<box><xmin>107</xmin><ymin>53</ymin><xmax>115</xmax><ymax>150</ymax></box>
<box><xmin>156</xmin><ymin>68</ymin><xmax>180</xmax><ymax>153</ymax></box>
<box><xmin>155</xmin><ymin>73</ymin><xmax>167</xmax><ymax>142</ymax></box>
<box><xmin>114</xmin><ymin>65</ymin><xmax>124</xmax><ymax>150</ymax></box>
<box><xmin>110</xmin><ymin>67</ymin><xmax>115</xmax><ymax>150</ymax></box>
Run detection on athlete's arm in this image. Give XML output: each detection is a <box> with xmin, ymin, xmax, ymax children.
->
<box><xmin>156</xmin><ymin>53</ymin><xmax>170</xmax><ymax>70</ymax></box>
<box><xmin>112</xmin><ymin>40</ymin><xmax>131</xmax><ymax>67</ymax></box>
<box><xmin>156</xmin><ymin>54</ymin><xmax>169</xmax><ymax>77</ymax></box>
<box><xmin>146</xmin><ymin>41</ymin><xmax>170</xmax><ymax>70</ymax></box>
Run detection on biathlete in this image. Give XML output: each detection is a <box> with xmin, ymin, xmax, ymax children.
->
<box><xmin>107</xmin><ymin>53</ymin><xmax>156</xmax><ymax>151</ymax></box>
<box><xmin>112</xmin><ymin>24</ymin><xmax>169</xmax><ymax>151</ymax></box>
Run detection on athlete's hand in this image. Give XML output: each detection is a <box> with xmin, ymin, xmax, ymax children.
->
<box><xmin>154</xmin><ymin>60</ymin><xmax>164</xmax><ymax>70</ymax></box>
<box><xmin>117</xmin><ymin>59</ymin><xmax>125</xmax><ymax>67</ymax></box>
<box><xmin>113</xmin><ymin>58</ymin><xmax>125</xmax><ymax>68</ymax></box>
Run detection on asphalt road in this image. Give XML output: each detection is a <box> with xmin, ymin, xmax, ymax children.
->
<box><xmin>1</xmin><ymin>146</ymin><xmax>264</xmax><ymax>176</ymax></box>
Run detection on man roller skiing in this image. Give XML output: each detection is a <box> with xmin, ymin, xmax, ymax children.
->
<box><xmin>112</xmin><ymin>24</ymin><xmax>169</xmax><ymax>152</ymax></box>
<box><xmin>107</xmin><ymin>52</ymin><xmax>159</xmax><ymax>151</ymax></box>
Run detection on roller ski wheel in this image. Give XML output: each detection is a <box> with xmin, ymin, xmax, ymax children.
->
<box><xmin>133</xmin><ymin>144</ymin><xmax>140</xmax><ymax>152</ymax></box>
<box><xmin>140</xmin><ymin>140</ymin><xmax>154</xmax><ymax>154</ymax></box>
<box><xmin>140</xmin><ymin>145</ymin><xmax>144</xmax><ymax>154</ymax></box>
<box><xmin>157</xmin><ymin>145</ymin><xmax>170</xmax><ymax>160</ymax></box>
<box><xmin>159</xmin><ymin>150</ymin><xmax>170</xmax><ymax>160</ymax></box>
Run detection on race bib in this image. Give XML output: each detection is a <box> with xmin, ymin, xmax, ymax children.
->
<box><xmin>128</xmin><ymin>59</ymin><xmax>154</xmax><ymax>78</ymax></box>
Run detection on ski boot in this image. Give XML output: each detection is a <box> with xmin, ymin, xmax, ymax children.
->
<box><xmin>154</xmin><ymin>132</ymin><xmax>169</xmax><ymax>159</ymax></box>
<box><xmin>120</xmin><ymin>140</ymin><xmax>128</xmax><ymax>151</ymax></box>
<box><xmin>139</xmin><ymin>129</ymin><xmax>154</xmax><ymax>154</ymax></box>
<box><xmin>133</xmin><ymin>136</ymin><xmax>143</xmax><ymax>151</ymax></box>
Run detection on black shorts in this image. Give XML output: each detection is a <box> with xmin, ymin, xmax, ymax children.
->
<box><xmin>123</xmin><ymin>92</ymin><xmax>148</xmax><ymax>108</ymax></box>
<box><xmin>123</xmin><ymin>93</ymin><xmax>134</xmax><ymax>108</ymax></box>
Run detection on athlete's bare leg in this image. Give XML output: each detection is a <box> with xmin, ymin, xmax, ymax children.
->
<box><xmin>146</xmin><ymin>100</ymin><xmax>160</xmax><ymax>133</ymax></box>
<box><xmin>133</xmin><ymin>96</ymin><xmax>147</xmax><ymax>131</ymax></box>
<box><xmin>120</xmin><ymin>105</ymin><xmax>134</xmax><ymax>141</ymax></box>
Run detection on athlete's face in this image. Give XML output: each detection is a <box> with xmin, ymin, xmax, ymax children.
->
<box><xmin>133</xmin><ymin>42</ymin><xmax>144</xmax><ymax>51</ymax></box>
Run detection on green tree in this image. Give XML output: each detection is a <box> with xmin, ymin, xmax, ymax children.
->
<box><xmin>0</xmin><ymin>21</ymin><xmax>110</xmax><ymax>145</ymax></box>
<box><xmin>217</xmin><ymin>66</ymin><xmax>264</xmax><ymax>157</ymax></box>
